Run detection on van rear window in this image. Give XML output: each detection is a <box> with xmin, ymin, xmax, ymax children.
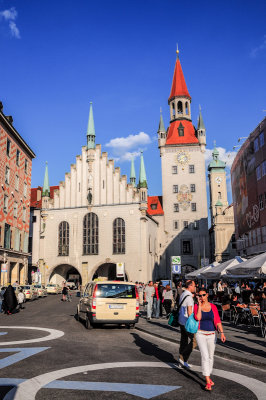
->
<box><xmin>96</xmin><ymin>284</ymin><xmax>136</xmax><ymax>299</ymax></box>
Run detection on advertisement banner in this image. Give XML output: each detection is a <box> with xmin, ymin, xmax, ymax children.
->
<box><xmin>1</xmin><ymin>263</ymin><xmax>7</xmax><ymax>273</ymax></box>
<box><xmin>116</xmin><ymin>263</ymin><xmax>125</xmax><ymax>278</ymax></box>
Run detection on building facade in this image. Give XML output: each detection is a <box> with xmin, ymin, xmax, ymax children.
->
<box><xmin>156</xmin><ymin>48</ymin><xmax>209</xmax><ymax>276</ymax></box>
<box><xmin>208</xmin><ymin>145</ymin><xmax>236</xmax><ymax>262</ymax></box>
<box><xmin>231</xmin><ymin>117</ymin><xmax>266</xmax><ymax>256</ymax></box>
<box><xmin>0</xmin><ymin>101</ymin><xmax>35</xmax><ymax>285</ymax></box>
<box><xmin>31</xmin><ymin>49</ymin><xmax>210</xmax><ymax>285</ymax></box>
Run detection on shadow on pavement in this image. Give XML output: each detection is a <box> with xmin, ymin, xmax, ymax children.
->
<box><xmin>131</xmin><ymin>332</ymin><xmax>205</xmax><ymax>390</ymax></box>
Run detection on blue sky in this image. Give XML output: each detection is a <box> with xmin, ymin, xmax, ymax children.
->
<box><xmin>0</xmin><ymin>0</ymin><xmax>266</xmax><ymax>202</ymax></box>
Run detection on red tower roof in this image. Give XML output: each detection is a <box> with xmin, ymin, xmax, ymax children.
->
<box><xmin>147</xmin><ymin>196</ymin><xmax>164</xmax><ymax>216</ymax></box>
<box><xmin>166</xmin><ymin>120</ymin><xmax>198</xmax><ymax>145</ymax></box>
<box><xmin>169</xmin><ymin>57</ymin><xmax>191</xmax><ymax>101</ymax></box>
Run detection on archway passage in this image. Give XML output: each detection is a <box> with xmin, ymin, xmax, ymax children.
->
<box><xmin>49</xmin><ymin>264</ymin><xmax>82</xmax><ymax>286</ymax></box>
<box><xmin>92</xmin><ymin>263</ymin><xmax>128</xmax><ymax>281</ymax></box>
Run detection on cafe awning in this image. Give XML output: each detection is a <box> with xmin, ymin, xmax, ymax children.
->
<box><xmin>226</xmin><ymin>252</ymin><xmax>266</xmax><ymax>278</ymax></box>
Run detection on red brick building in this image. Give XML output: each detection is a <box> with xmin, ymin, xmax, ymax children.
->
<box><xmin>0</xmin><ymin>101</ymin><xmax>35</xmax><ymax>285</ymax></box>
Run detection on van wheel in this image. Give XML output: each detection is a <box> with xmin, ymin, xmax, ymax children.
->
<box><xmin>85</xmin><ymin>315</ymin><xmax>93</xmax><ymax>330</ymax></box>
<box><xmin>130</xmin><ymin>323</ymin><xmax>135</xmax><ymax>329</ymax></box>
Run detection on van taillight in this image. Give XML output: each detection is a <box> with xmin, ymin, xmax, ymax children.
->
<box><xmin>26</xmin><ymin>291</ymin><xmax>30</xmax><ymax>294</ymax></box>
<box><xmin>135</xmin><ymin>286</ymin><xmax>139</xmax><ymax>311</ymax></box>
<box><xmin>92</xmin><ymin>284</ymin><xmax>98</xmax><ymax>310</ymax></box>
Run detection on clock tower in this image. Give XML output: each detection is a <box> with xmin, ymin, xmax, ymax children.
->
<box><xmin>208</xmin><ymin>144</ymin><xmax>236</xmax><ymax>262</ymax></box>
<box><xmin>158</xmin><ymin>47</ymin><xmax>209</xmax><ymax>275</ymax></box>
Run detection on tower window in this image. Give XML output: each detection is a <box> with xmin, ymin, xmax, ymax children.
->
<box><xmin>185</xmin><ymin>102</ymin><xmax>189</xmax><ymax>115</ymax></box>
<box><xmin>189</xmin><ymin>165</ymin><xmax>195</xmax><ymax>173</ymax></box>
<box><xmin>172</xmin><ymin>165</ymin><xmax>178</xmax><ymax>174</ymax></box>
<box><xmin>24</xmin><ymin>159</ymin><xmax>28</xmax><ymax>174</ymax></box>
<box><xmin>191</xmin><ymin>203</ymin><xmax>197</xmax><ymax>212</ymax></box>
<box><xmin>5</xmin><ymin>166</ymin><xmax>10</xmax><ymax>184</ymax></box>
<box><xmin>173</xmin><ymin>185</ymin><xmax>178</xmax><ymax>193</ymax></box>
<box><xmin>218</xmin><ymin>192</ymin><xmax>222</xmax><ymax>200</ymax></box>
<box><xmin>259</xmin><ymin>132</ymin><xmax>264</xmax><ymax>147</ymax></box>
<box><xmin>183</xmin><ymin>221</ymin><xmax>189</xmax><ymax>229</ymax></box>
<box><xmin>151</xmin><ymin>204</ymin><xmax>157</xmax><ymax>210</ymax></box>
<box><xmin>172</xmin><ymin>103</ymin><xmax>175</xmax><ymax>118</ymax></box>
<box><xmin>178</xmin><ymin>123</ymin><xmax>184</xmax><ymax>136</ymax></box>
<box><xmin>193</xmin><ymin>221</ymin><xmax>199</xmax><ymax>230</ymax></box>
<box><xmin>16</xmin><ymin>150</ymin><xmax>20</xmax><ymax>166</ymax></box>
<box><xmin>190</xmin><ymin>184</ymin><xmax>196</xmax><ymax>192</ymax></box>
<box><xmin>173</xmin><ymin>221</ymin><xmax>179</xmax><ymax>230</ymax></box>
<box><xmin>182</xmin><ymin>239</ymin><xmax>193</xmax><ymax>255</ymax></box>
<box><xmin>177</xmin><ymin>101</ymin><xmax>183</xmax><ymax>114</ymax></box>
<box><xmin>174</xmin><ymin>203</ymin><xmax>179</xmax><ymax>212</ymax></box>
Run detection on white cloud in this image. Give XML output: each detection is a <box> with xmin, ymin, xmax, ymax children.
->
<box><xmin>105</xmin><ymin>132</ymin><xmax>151</xmax><ymax>162</ymax></box>
<box><xmin>106</xmin><ymin>132</ymin><xmax>151</xmax><ymax>152</ymax></box>
<box><xmin>0</xmin><ymin>7</ymin><xmax>20</xmax><ymax>39</ymax></box>
<box><xmin>204</xmin><ymin>147</ymin><xmax>236</xmax><ymax>169</ymax></box>
<box><xmin>250</xmin><ymin>35</ymin><xmax>266</xmax><ymax>58</ymax></box>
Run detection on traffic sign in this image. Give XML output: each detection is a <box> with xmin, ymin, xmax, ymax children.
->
<box><xmin>171</xmin><ymin>256</ymin><xmax>181</xmax><ymax>265</ymax></box>
<box><xmin>1</xmin><ymin>263</ymin><xmax>7</xmax><ymax>273</ymax></box>
<box><xmin>172</xmin><ymin>265</ymin><xmax>181</xmax><ymax>274</ymax></box>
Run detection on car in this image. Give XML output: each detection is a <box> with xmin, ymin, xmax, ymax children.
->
<box><xmin>46</xmin><ymin>284</ymin><xmax>61</xmax><ymax>294</ymax></box>
<box><xmin>20</xmin><ymin>285</ymin><xmax>38</xmax><ymax>301</ymax></box>
<box><xmin>77</xmin><ymin>281</ymin><xmax>139</xmax><ymax>329</ymax></box>
<box><xmin>34</xmin><ymin>285</ymin><xmax>48</xmax><ymax>297</ymax></box>
<box><xmin>66</xmin><ymin>279</ymin><xmax>76</xmax><ymax>290</ymax></box>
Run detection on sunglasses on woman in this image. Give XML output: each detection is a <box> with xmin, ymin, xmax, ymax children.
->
<box><xmin>198</xmin><ymin>294</ymin><xmax>207</xmax><ymax>297</ymax></box>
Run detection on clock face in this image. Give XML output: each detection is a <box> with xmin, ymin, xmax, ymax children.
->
<box><xmin>177</xmin><ymin>151</ymin><xmax>190</xmax><ymax>165</ymax></box>
<box><xmin>215</xmin><ymin>176</ymin><xmax>222</xmax><ymax>184</ymax></box>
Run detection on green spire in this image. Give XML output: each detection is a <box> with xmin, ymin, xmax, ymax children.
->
<box><xmin>87</xmin><ymin>102</ymin><xmax>95</xmax><ymax>149</ymax></box>
<box><xmin>130</xmin><ymin>157</ymin><xmax>136</xmax><ymax>187</ymax></box>
<box><xmin>197</xmin><ymin>105</ymin><xmax>205</xmax><ymax>130</ymax></box>
<box><xmin>215</xmin><ymin>199</ymin><xmax>223</xmax><ymax>207</ymax></box>
<box><xmin>208</xmin><ymin>141</ymin><xmax>226</xmax><ymax>171</ymax></box>
<box><xmin>158</xmin><ymin>108</ymin><xmax>166</xmax><ymax>133</ymax></box>
<box><xmin>138</xmin><ymin>151</ymin><xmax>148</xmax><ymax>188</ymax></box>
<box><xmin>42</xmin><ymin>161</ymin><xmax>50</xmax><ymax>197</ymax></box>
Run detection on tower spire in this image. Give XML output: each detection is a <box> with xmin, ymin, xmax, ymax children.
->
<box><xmin>138</xmin><ymin>151</ymin><xmax>147</xmax><ymax>188</ymax></box>
<box><xmin>158</xmin><ymin>108</ymin><xmax>166</xmax><ymax>133</ymax></box>
<box><xmin>130</xmin><ymin>157</ymin><xmax>136</xmax><ymax>187</ymax></box>
<box><xmin>87</xmin><ymin>102</ymin><xmax>95</xmax><ymax>149</ymax></box>
<box><xmin>42</xmin><ymin>161</ymin><xmax>50</xmax><ymax>197</ymax></box>
<box><xmin>197</xmin><ymin>105</ymin><xmax>205</xmax><ymax>130</ymax></box>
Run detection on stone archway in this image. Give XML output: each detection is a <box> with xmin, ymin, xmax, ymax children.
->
<box><xmin>92</xmin><ymin>263</ymin><xmax>129</xmax><ymax>281</ymax></box>
<box><xmin>49</xmin><ymin>264</ymin><xmax>82</xmax><ymax>286</ymax></box>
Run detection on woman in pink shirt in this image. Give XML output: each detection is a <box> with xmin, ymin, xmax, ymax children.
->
<box><xmin>194</xmin><ymin>288</ymin><xmax>226</xmax><ymax>391</ymax></box>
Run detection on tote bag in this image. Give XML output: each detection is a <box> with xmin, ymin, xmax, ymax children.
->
<box><xmin>185</xmin><ymin>313</ymin><xmax>199</xmax><ymax>334</ymax></box>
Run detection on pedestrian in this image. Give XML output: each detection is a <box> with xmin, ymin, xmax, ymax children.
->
<box><xmin>158</xmin><ymin>280</ymin><xmax>165</xmax><ymax>317</ymax></box>
<box><xmin>260</xmin><ymin>289</ymin><xmax>266</xmax><ymax>312</ymax></box>
<box><xmin>0</xmin><ymin>287</ymin><xmax>5</xmax><ymax>313</ymax></box>
<box><xmin>152</xmin><ymin>282</ymin><xmax>160</xmax><ymax>319</ymax></box>
<box><xmin>178</xmin><ymin>280</ymin><xmax>197</xmax><ymax>369</ymax></box>
<box><xmin>194</xmin><ymin>288</ymin><xmax>226</xmax><ymax>391</ymax></box>
<box><xmin>176</xmin><ymin>281</ymin><xmax>183</xmax><ymax>303</ymax></box>
<box><xmin>17</xmin><ymin>289</ymin><xmax>25</xmax><ymax>310</ymax></box>
<box><xmin>2</xmin><ymin>285</ymin><xmax>18</xmax><ymax>315</ymax></box>
<box><xmin>144</xmin><ymin>281</ymin><xmax>155</xmax><ymax>320</ymax></box>
<box><xmin>62</xmin><ymin>282</ymin><xmax>68</xmax><ymax>301</ymax></box>
<box><xmin>162</xmin><ymin>284</ymin><xmax>173</xmax><ymax>318</ymax></box>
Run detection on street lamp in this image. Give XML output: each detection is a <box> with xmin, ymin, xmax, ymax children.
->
<box><xmin>233</xmin><ymin>145</ymin><xmax>241</xmax><ymax>150</ymax></box>
<box><xmin>238</xmin><ymin>137</ymin><xmax>248</xmax><ymax>143</ymax></box>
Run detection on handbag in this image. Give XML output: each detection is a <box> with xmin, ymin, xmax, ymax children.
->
<box><xmin>168</xmin><ymin>295</ymin><xmax>189</xmax><ymax>327</ymax></box>
<box><xmin>185</xmin><ymin>313</ymin><xmax>199</xmax><ymax>334</ymax></box>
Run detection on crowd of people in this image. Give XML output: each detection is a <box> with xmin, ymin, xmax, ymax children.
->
<box><xmin>0</xmin><ymin>284</ymin><xmax>25</xmax><ymax>314</ymax></box>
<box><xmin>138</xmin><ymin>278</ymin><xmax>265</xmax><ymax>391</ymax></box>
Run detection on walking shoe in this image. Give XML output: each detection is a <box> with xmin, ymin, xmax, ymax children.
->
<box><xmin>178</xmin><ymin>358</ymin><xmax>184</xmax><ymax>367</ymax></box>
<box><xmin>183</xmin><ymin>362</ymin><xmax>193</xmax><ymax>369</ymax></box>
<box><xmin>209</xmin><ymin>379</ymin><xmax>214</xmax><ymax>386</ymax></box>
<box><xmin>205</xmin><ymin>383</ymin><xmax>212</xmax><ymax>391</ymax></box>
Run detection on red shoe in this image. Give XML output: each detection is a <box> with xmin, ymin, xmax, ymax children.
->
<box><xmin>205</xmin><ymin>383</ymin><xmax>212</xmax><ymax>391</ymax></box>
<box><xmin>210</xmin><ymin>379</ymin><xmax>214</xmax><ymax>386</ymax></box>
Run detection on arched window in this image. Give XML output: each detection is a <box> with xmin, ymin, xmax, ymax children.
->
<box><xmin>83</xmin><ymin>213</ymin><xmax>98</xmax><ymax>255</ymax></box>
<box><xmin>58</xmin><ymin>221</ymin><xmax>69</xmax><ymax>256</ymax></box>
<box><xmin>185</xmin><ymin>102</ymin><xmax>189</xmax><ymax>114</ymax></box>
<box><xmin>172</xmin><ymin>102</ymin><xmax>176</xmax><ymax>118</ymax></box>
<box><xmin>177</xmin><ymin>101</ymin><xmax>183</xmax><ymax>114</ymax></box>
<box><xmin>113</xmin><ymin>218</ymin><xmax>125</xmax><ymax>254</ymax></box>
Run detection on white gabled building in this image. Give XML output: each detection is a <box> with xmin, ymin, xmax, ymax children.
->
<box><xmin>30</xmin><ymin>49</ymin><xmax>210</xmax><ymax>286</ymax></box>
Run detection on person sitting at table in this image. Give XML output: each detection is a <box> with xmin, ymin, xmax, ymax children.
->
<box><xmin>230</xmin><ymin>294</ymin><xmax>239</xmax><ymax>307</ymax></box>
<box><xmin>260</xmin><ymin>290</ymin><xmax>266</xmax><ymax>312</ymax></box>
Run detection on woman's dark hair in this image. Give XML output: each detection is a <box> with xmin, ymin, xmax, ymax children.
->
<box><xmin>198</xmin><ymin>288</ymin><xmax>207</xmax><ymax>294</ymax></box>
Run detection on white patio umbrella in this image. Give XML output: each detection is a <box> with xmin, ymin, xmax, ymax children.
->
<box><xmin>226</xmin><ymin>252</ymin><xmax>266</xmax><ymax>278</ymax></box>
<box><xmin>185</xmin><ymin>262</ymin><xmax>219</xmax><ymax>279</ymax></box>
<box><xmin>200</xmin><ymin>256</ymin><xmax>246</xmax><ymax>280</ymax></box>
